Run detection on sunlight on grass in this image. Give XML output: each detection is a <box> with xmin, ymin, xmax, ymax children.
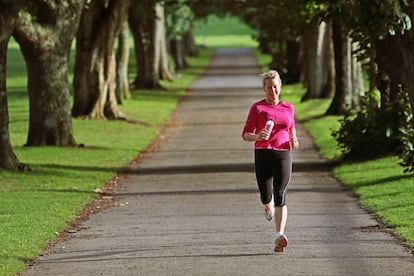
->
<box><xmin>334</xmin><ymin>157</ymin><xmax>414</xmax><ymax>247</ymax></box>
<box><xmin>195</xmin><ymin>35</ymin><xmax>258</xmax><ymax>48</ymax></box>
<box><xmin>2</xmin><ymin>14</ymin><xmax>414</xmax><ymax>275</ymax></box>
<box><xmin>1</xmin><ymin>46</ymin><xmax>214</xmax><ymax>276</ymax></box>
<box><xmin>253</xmin><ymin>51</ymin><xmax>414</xmax><ymax>250</ymax></box>
<box><xmin>194</xmin><ymin>15</ymin><xmax>258</xmax><ymax>48</ymax></box>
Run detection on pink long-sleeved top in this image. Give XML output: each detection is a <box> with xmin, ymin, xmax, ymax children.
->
<box><xmin>242</xmin><ymin>99</ymin><xmax>295</xmax><ymax>151</ymax></box>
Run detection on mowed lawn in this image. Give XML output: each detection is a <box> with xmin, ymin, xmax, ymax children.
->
<box><xmin>1</xmin><ymin>15</ymin><xmax>257</xmax><ymax>276</ymax></box>
<box><xmin>1</xmin><ymin>41</ymin><xmax>217</xmax><ymax>275</ymax></box>
<box><xmin>2</xmin><ymin>14</ymin><xmax>414</xmax><ymax>276</ymax></box>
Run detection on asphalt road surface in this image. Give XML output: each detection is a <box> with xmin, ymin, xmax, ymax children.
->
<box><xmin>22</xmin><ymin>48</ymin><xmax>414</xmax><ymax>276</ymax></box>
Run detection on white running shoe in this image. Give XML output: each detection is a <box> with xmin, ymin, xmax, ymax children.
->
<box><xmin>264</xmin><ymin>206</ymin><xmax>274</xmax><ymax>221</ymax></box>
<box><xmin>274</xmin><ymin>233</ymin><xmax>288</xmax><ymax>252</ymax></box>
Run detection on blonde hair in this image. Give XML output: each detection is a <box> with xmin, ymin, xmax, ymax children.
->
<box><xmin>260</xmin><ymin>70</ymin><xmax>282</xmax><ymax>88</ymax></box>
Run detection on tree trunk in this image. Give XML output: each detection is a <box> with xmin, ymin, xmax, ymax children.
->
<box><xmin>72</xmin><ymin>0</ymin><xmax>130</xmax><ymax>120</ymax></box>
<box><xmin>399</xmin><ymin>36</ymin><xmax>414</xmax><ymax>119</ymax></box>
<box><xmin>170</xmin><ymin>38</ymin><xmax>189</xmax><ymax>70</ymax></box>
<box><xmin>376</xmin><ymin>28</ymin><xmax>414</xmax><ymax>116</ymax></box>
<box><xmin>129</xmin><ymin>13</ymin><xmax>159</xmax><ymax>89</ymax></box>
<box><xmin>301</xmin><ymin>19</ymin><xmax>334</xmax><ymax>101</ymax></box>
<box><xmin>154</xmin><ymin>2</ymin><xmax>174</xmax><ymax>82</ymax></box>
<box><xmin>183</xmin><ymin>26</ymin><xmax>199</xmax><ymax>57</ymax></box>
<box><xmin>0</xmin><ymin>1</ymin><xmax>31</xmax><ymax>171</ymax></box>
<box><xmin>129</xmin><ymin>0</ymin><xmax>174</xmax><ymax>87</ymax></box>
<box><xmin>350</xmin><ymin>42</ymin><xmax>364</xmax><ymax>109</ymax></box>
<box><xmin>116</xmin><ymin>21</ymin><xmax>131</xmax><ymax>104</ymax></box>
<box><xmin>320</xmin><ymin>22</ymin><xmax>336</xmax><ymax>99</ymax></box>
<box><xmin>326</xmin><ymin>22</ymin><xmax>352</xmax><ymax>115</ymax></box>
<box><xmin>285</xmin><ymin>38</ymin><xmax>302</xmax><ymax>84</ymax></box>
<box><xmin>0</xmin><ymin>20</ymin><xmax>29</xmax><ymax>171</ymax></box>
<box><xmin>13</xmin><ymin>1</ymin><xmax>83</xmax><ymax>146</ymax></box>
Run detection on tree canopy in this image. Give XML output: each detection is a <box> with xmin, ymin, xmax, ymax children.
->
<box><xmin>2</xmin><ymin>0</ymin><xmax>414</xmax><ymax>172</ymax></box>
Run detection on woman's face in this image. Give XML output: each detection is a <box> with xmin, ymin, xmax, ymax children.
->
<box><xmin>263</xmin><ymin>78</ymin><xmax>280</xmax><ymax>104</ymax></box>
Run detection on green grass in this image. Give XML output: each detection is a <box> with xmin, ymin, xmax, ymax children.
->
<box><xmin>252</xmin><ymin>44</ymin><xmax>414</xmax><ymax>249</ymax></box>
<box><xmin>255</xmin><ymin>50</ymin><xmax>414</xmax><ymax>250</ymax></box>
<box><xmin>194</xmin><ymin>15</ymin><xmax>255</xmax><ymax>36</ymax></box>
<box><xmin>293</xmin><ymin>90</ymin><xmax>414</xmax><ymax>249</ymax></box>
<box><xmin>288</xmin><ymin>85</ymin><xmax>414</xmax><ymax>248</ymax></box>
<box><xmin>258</xmin><ymin>59</ymin><xmax>414</xmax><ymax>251</ymax></box>
<box><xmin>334</xmin><ymin>158</ymin><xmax>414</xmax><ymax>248</ymax></box>
<box><xmin>2</xmin><ymin>14</ymin><xmax>253</xmax><ymax>275</ymax></box>
<box><xmin>2</xmin><ymin>14</ymin><xmax>414</xmax><ymax>275</ymax></box>
<box><xmin>193</xmin><ymin>15</ymin><xmax>258</xmax><ymax>48</ymax></box>
<box><xmin>1</xmin><ymin>43</ymin><xmax>214</xmax><ymax>275</ymax></box>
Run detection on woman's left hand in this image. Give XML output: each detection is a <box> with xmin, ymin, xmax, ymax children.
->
<box><xmin>290</xmin><ymin>137</ymin><xmax>299</xmax><ymax>149</ymax></box>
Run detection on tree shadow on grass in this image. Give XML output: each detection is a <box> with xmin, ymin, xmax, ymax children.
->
<box><xmin>350</xmin><ymin>174</ymin><xmax>414</xmax><ymax>188</ymax></box>
<box><xmin>35</xmin><ymin>163</ymin><xmax>120</xmax><ymax>173</ymax></box>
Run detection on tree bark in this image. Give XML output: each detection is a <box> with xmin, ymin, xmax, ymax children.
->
<box><xmin>116</xmin><ymin>21</ymin><xmax>131</xmax><ymax>104</ymax></box>
<box><xmin>170</xmin><ymin>38</ymin><xmax>189</xmax><ymax>70</ymax></box>
<box><xmin>129</xmin><ymin>0</ymin><xmax>170</xmax><ymax>89</ymax></box>
<box><xmin>13</xmin><ymin>1</ymin><xmax>83</xmax><ymax>146</ymax></box>
<box><xmin>154</xmin><ymin>2</ymin><xmax>174</xmax><ymax>81</ymax></box>
<box><xmin>350</xmin><ymin>42</ymin><xmax>364</xmax><ymax>109</ymax></box>
<box><xmin>0</xmin><ymin>10</ymin><xmax>29</xmax><ymax>171</ymax></box>
<box><xmin>72</xmin><ymin>0</ymin><xmax>130</xmax><ymax>120</ymax></box>
<box><xmin>183</xmin><ymin>27</ymin><xmax>199</xmax><ymax>57</ymax></box>
<box><xmin>326</xmin><ymin>21</ymin><xmax>350</xmax><ymax>115</ymax></box>
<box><xmin>301</xmin><ymin>19</ymin><xmax>335</xmax><ymax>101</ymax></box>
<box><xmin>129</xmin><ymin>7</ymin><xmax>159</xmax><ymax>89</ymax></box>
<box><xmin>376</xmin><ymin>28</ymin><xmax>414</xmax><ymax>116</ymax></box>
<box><xmin>285</xmin><ymin>38</ymin><xmax>302</xmax><ymax>84</ymax></box>
<box><xmin>398</xmin><ymin>36</ymin><xmax>414</xmax><ymax>119</ymax></box>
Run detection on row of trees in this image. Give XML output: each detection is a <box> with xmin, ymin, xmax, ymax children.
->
<box><xmin>226</xmin><ymin>0</ymin><xmax>414</xmax><ymax>172</ymax></box>
<box><xmin>0</xmin><ymin>0</ymin><xmax>199</xmax><ymax>171</ymax></box>
<box><xmin>1</xmin><ymin>0</ymin><xmax>414</xmax><ymax>172</ymax></box>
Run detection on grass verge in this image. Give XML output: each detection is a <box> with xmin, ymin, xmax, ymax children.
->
<box><xmin>2</xmin><ymin>15</ymin><xmax>257</xmax><ymax>275</ymax></box>
<box><xmin>255</xmin><ymin>52</ymin><xmax>414</xmax><ymax>251</ymax></box>
<box><xmin>0</xmin><ymin>47</ymin><xmax>215</xmax><ymax>276</ymax></box>
<box><xmin>193</xmin><ymin>15</ymin><xmax>258</xmax><ymax>48</ymax></box>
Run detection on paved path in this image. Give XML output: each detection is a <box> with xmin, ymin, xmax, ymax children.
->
<box><xmin>23</xmin><ymin>48</ymin><xmax>414</xmax><ymax>276</ymax></box>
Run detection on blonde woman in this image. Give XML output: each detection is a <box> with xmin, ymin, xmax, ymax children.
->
<box><xmin>242</xmin><ymin>70</ymin><xmax>299</xmax><ymax>252</ymax></box>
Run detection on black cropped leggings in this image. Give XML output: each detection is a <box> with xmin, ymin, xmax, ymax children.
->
<box><xmin>254</xmin><ymin>149</ymin><xmax>292</xmax><ymax>207</ymax></box>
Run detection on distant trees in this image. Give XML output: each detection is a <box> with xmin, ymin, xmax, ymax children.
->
<box><xmin>301</xmin><ymin>18</ymin><xmax>335</xmax><ymax>101</ymax></box>
<box><xmin>2</xmin><ymin>0</ymin><xmax>414</xmax><ymax>171</ymax></box>
<box><xmin>72</xmin><ymin>0</ymin><xmax>131</xmax><ymax>120</ymax></box>
<box><xmin>230</xmin><ymin>0</ymin><xmax>363</xmax><ymax>114</ymax></box>
<box><xmin>228</xmin><ymin>0</ymin><xmax>414</xmax><ymax>170</ymax></box>
<box><xmin>327</xmin><ymin>1</ymin><xmax>414</xmax><ymax>169</ymax></box>
<box><xmin>325</xmin><ymin>20</ymin><xmax>364</xmax><ymax>115</ymax></box>
<box><xmin>129</xmin><ymin>0</ymin><xmax>173</xmax><ymax>89</ymax></box>
<box><xmin>116</xmin><ymin>22</ymin><xmax>132</xmax><ymax>103</ymax></box>
<box><xmin>0</xmin><ymin>0</ymin><xmax>199</xmax><ymax>171</ymax></box>
<box><xmin>165</xmin><ymin>0</ymin><xmax>193</xmax><ymax>70</ymax></box>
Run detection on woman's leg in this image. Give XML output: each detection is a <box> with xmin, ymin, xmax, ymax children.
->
<box><xmin>272</xmin><ymin>151</ymin><xmax>292</xmax><ymax>228</ymax></box>
<box><xmin>275</xmin><ymin>205</ymin><xmax>288</xmax><ymax>233</ymax></box>
<box><xmin>254</xmin><ymin>150</ymin><xmax>273</xmax><ymax>205</ymax></box>
<box><xmin>272</xmin><ymin>151</ymin><xmax>292</xmax><ymax>251</ymax></box>
<box><xmin>255</xmin><ymin>150</ymin><xmax>275</xmax><ymax>220</ymax></box>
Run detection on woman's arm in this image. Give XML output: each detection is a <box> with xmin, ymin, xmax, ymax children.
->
<box><xmin>289</xmin><ymin>128</ymin><xmax>299</xmax><ymax>149</ymax></box>
<box><xmin>242</xmin><ymin>103</ymin><xmax>265</xmax><ymax>142</ymax></box>
<box><xmin>243</xmin><ymin>132</ymin><xmax>260</xmax><ymax>141</ymax></box>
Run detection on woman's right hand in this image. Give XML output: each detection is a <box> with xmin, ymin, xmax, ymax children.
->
<box><xmin>259</xmin><ymin>128</ymin><xmax>271</xmax><ymax>140</ymax></box>
<box><xmin>243</xmin><ymin>131</ymin><xmax>267</xmax><ymax>141</ymax></box>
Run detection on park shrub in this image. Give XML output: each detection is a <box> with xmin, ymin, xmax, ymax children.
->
<box><xmin>332</xmin><ymin>90</ymin><xmax>412</xmax><ymax>165</ymax></box>
<box><xmin>398</xmin><ymin>92</ymin><xmax>414</xmax><ymax>173</ymax></box>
